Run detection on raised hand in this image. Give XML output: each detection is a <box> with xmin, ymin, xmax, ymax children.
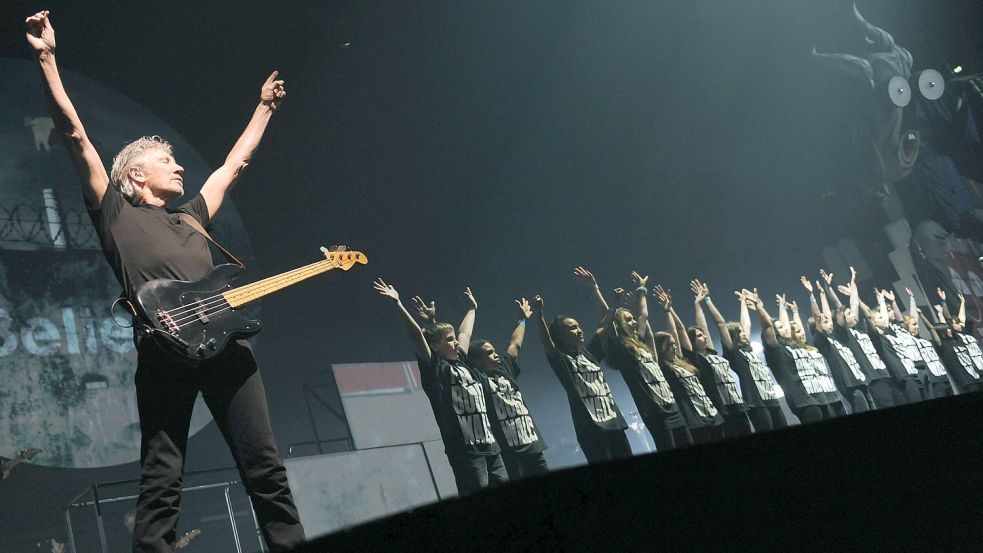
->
<box><xmin>690</xmin><ymin>279</ymin><xmax>708</xmax><ymax>302</ymax></box>
<box><xmin>849</xmin><ymin>266</ymin><xmax>857</xmax><ymax>283</ymax></box>
<box><xmin>837</xmin><ymin>284</ymin><xmax>852</xmax><ymax>297</ymax></box>
<box><xmin>882</xmin><ymin>289</ymin><xmax>895</xmax><ymax>302</ymax></box>
<box><xmin>373</xmin><ymin>278</ymin><xmax>399</xmax><ymax>301</ymax></box>
<box><xmin>789</xmin><ymin>300</ymin><xmax>799</xmax><ymax>312</ymax></box>
<box><xmin>260</xmin><ymin>71</ymin><xmax>287</xmax><ymax>110</ymax></box>
<box><xmin>532</xmin><ymin>295</ymin><xmax>544</xmax><ymax>312</ymax></box>
<box><xmin>905</xmin><ymin>287</ymin><xmax>914</xmax><ymax>297</ymax></box>
<box><xmin>411</xmin><ymin>296</ymin><xmax>436</xmax><ymax>322</ymax></box>
<box><xmin>654</xmin><ymin>285</ymin><xmax>672</xmax><ymax>309</ymax></box>
<box><xmin>937</xmin><ymin>287</ymin><xmax>946</xmax><ymax>302</ymax></box>
<box><xmin>630</xmin><ymin>271</ymin><xmax>649</xmax><ymax>289</ymax></box>
<box><xmin>613</xmin><ymin>287</ymin><xmax>627</xmax><ymax>305</ymax></box>
<box><xmin>25</xmin><ymin>11</ymin><xmax>56</xmax><ymax>54</ymax></box>
<box><xmin>800</xmin><ymin>276</ymin><xmax>813</xmax><ymax>293</ymax></box>
<box><xmin>819</xmin><ymin>269</ymin><xmax>834</xmax><ymax>286</ymax></box>
<box><xmin>515</xmin><ymin>298</ymin><xmax>532</xmax><ymax>319</ymax></box>
<box><xmin>573</xmin><ymin>266</ymin><xmax>597</xmax><ymax>286</ymax></box>
<box><xmin>464</xmin><ymin>287</ymin><xmax>477</xmax><ymax>310</ymax></box>
<box><xmin>815</xmin><ymin>280</ymin><xmax>824</xmax><ymax>293</ymax></box>
<box><xmin>775</xmin><ymin>293</ymin><xmax>787</xmax><ymax>307</ymax></box>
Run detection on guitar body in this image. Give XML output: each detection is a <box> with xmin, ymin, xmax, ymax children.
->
<box><xmin>134</xmin><ymin>264</ymin><xmax>262</xmax><ymax>362</ymax></box>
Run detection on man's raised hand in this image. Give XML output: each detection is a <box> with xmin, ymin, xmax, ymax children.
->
<box><xmin>25</xmin><ymin>11</ymin><xmax>56</xmax><ymax>54</ymax></box>
<box><xmin>411</xmin><ymin>296</ymin><xmax>436</xmax><ymax>322</ymax></box>
<box><xmin>373</xmin><ymin>278</ymin><xmax>399</xmax><ymax>301</ymax></box>
<box><xmin>261</xmin><ymin>71</ymin><xmax>286</xmax><ymax>110</ymax></box>
<box><xmin>516</xmin><ymin>298</ymin><xmax>532</xmax><ymax>319</ymax></box>
<box><xmin>464</xmin><ymin>287</ymin><xmax>477</xmax><ymax>310</ymax></box>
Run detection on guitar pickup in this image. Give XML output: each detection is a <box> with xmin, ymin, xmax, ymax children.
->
<box><xmin>155</xmin><ymin>309</ymin><xmax>179</xmax><ymax>334</ymax></box>
<box><xmin>193</xmin><ymin>299</ymin><xmax>210</xmax><ymax>324</ymax></box>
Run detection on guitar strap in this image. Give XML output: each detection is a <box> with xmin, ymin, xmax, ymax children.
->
<box><xmin>178</xmin><ymin>214</ymin><xmax>245</xmax><ymax>268</ymax></box>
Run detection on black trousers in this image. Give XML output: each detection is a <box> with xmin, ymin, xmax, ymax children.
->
<box><xmin>747</xmin><ymin>405</ymin><xmax>788</xmax><ymax>432</ymax></box>
<box><xmin>133</xmin><ymin>340</ymin><xmax>304</xmax><ymax>553</ymax></box>
<box><xmin>446</xmin><ymin>451</ymin><xmax>508</xmax><ymax>494</ymax></box>
<box><xmin>642</xmin><ymin>412</ymin><xmax>693</xmax><ymax>452</ymax></box>
<box><xmin>792</xmin><ymin>403</ymin><xmax>841</xmax><ymax>425</ymax></box>
<box><xmin>868</xmin><ymin>379</ymin><xmax>896</xmax><ymax>409</ymax></box>
<box><xmin>924</xmin><ymin>380</ymin><xmax>954</xmax><ymax>399</ymax></box>
<box><xmin>843</xmin><ymin>387</ymin><xmax>874</xmax><ymax>414</ymax></box>
<box><xmin>500</xmin><ymin>450</ymin><xmax>549</xmax><ymax>480</ymax></box>
<box><xmin>891</xmin><ymin>378</ymin><xmax>925</xmax><ymax>405</ymax></box>
<box><xmin>579</xmin><ymin>429</ymin><xmax>633</xmax><ymax>464</ymax></box>
<box><xmin>689</xmin><ymin>424</ymin><xmax>725</xmax><ymax>445</ymax></box>
<box><xmin>721</xmin><ymin>412</ymin><xmax>754</xmax><ymax>439</ymax></box>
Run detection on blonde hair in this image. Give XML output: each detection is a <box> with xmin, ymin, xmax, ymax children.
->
<box><xmin>613</xmin><ymin>308</ymin><xmax>651</xmax><ymax>357</ymax></box>
<box><xmin>653</xmin><ymin>331</ymin><xmax>699</xmax><ymax>374</ymax></box>
<box><xmin>110</xmin><ymin>136</ymin><xmax>173</xmax><ymax>206</ymax></box>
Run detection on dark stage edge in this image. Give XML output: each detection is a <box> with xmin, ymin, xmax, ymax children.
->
<box><xmin>297</xmin><ymin>393</ymin><xmax>983</xmax><ymax>551</ymax></box>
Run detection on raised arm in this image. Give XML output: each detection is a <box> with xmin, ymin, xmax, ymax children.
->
<box><xmin>532</xmin><ymin>295</ymin><xmax>556</xmax><ymax>354</ymax></box>
<box><xmin>789</xmin><ymin>300</ymin><xmax>804</xmax><ymax>337</ymax></box>
<box><xmin>776</xmin><ymin>293</ymin><xmax>791</xmax><ymax>331</ymax></box>
<box><xmin>630</xmin><ymin>271</ymin><xmax>650</xmax><ymax>336</ymax></box>
<box><xmin>737</xmin><ymin>290</ymin><xmax>752</xmax><ymax>338</ymax></box>
<box><xmin>882</xmin><ymin>289</ymin><xmax>902</xmax><ymax>323</ymax></box>
<box><xmin>373</xmin><ymin>278</ymin><xmax>430</xmax><ymax>363</ymax></box>
<box><xmin>747</xmin><ymin>289</ymin><xmax>778</xmax><ymax>347</ymax></box>
<box><xmin>920</xmin><ymin>309</ymin><xmax>942</xmax><ymax>346</ymax></box>
<box><xmin>801</xmin><ymin>276</ymin><xmax>823</xmax><ymax>326</ymax></box>
<box><xmin>574</xmin><ymin>266</ymin><xmax>610</xmax><ymax>315</ymax></box>
<box><xmin>457</xmin><ymin>287</ymin><xmax>478</xmax><ymax>354</ymax></box>
<box><xmin>818</xmin><ymin>280</ymin><xmax>833</xmax><ymax>322</ymax></box>
<box><xmin>957</xmin><ymin>292</ymin><xmax>966</xmax><ymax>325</ymax></box>
<box><xmin>937</xmin><ymin>288</ymin><xmax>953</xmax><ymax>321</ymax></box>
<box><xmin>26</xmin><ymin>11</ymin><xmax>110</xmax><ymax>209</ymax></box>
<box><xmin>905</xmin><ymin>287</ymin><xmax>918</xmax><ymax>323</ymax></box>
<box><xmin>691</xmin><ymin>279</ymin><xmax>715</xmax><ymax>351</ymax></box>
<box><xmin>507</xmin><ymin>298</ymin><xmax>533</xmax><ymax>359</ymax></box>
<box><xmin>654</xmin><ymin>285</ymin><xmax>680</xmax><ymax>346</ymax></box>
<box><xmin>705</xmin><ymin>285</ymin><xmax>733</xmax><ymax>351</ymax></box>
<box><xmin>820</xmin><ymin>269</ymin><xmax>843</xmax><ymax>311</ymax></box>
<box><xmin>198</xmin><ymin>72</ymin><xmax>286</xmax><ymax>219</ymax></box>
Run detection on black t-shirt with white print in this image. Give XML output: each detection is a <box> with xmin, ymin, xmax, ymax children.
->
<box><xmin>417</xmin><ymin>349</ymin><xmax>499</xmax><ymax>456</ymax></box>
<box><xmin>912</xmin><ymin>336</ymin><xmax>949</xmax><ymax>383</ymax></box>
<box><xmin>660</xmin><ymin>359</ymin><xmax>724</xmax><ymax>429</ymax></box>
<box><xmin>546</xmin><ymin>335</ymin><xmax>628</xmax><ymax>438</ymax></box>
<box><xmin>481</xmin><ymin>354</ymin><xmax>546</xmax><ymax>455</ymax></box>
<box><xmin>603</xmin><ymin>338</ymin><xmax>680</xmax><ymax>419</ymax></box>
<box><xmin>765</xmin><ymin>342</ymin><xmax>842</xmax><ymax>409</ymax></box>
<box><xmin>814</xmin><ymin>333</ymin><xmax>867</xmax><ymax>392</ymax></box>
<box><xmin>685</xmin><ymin>348</ymin><xmax>748</xmax><ymax>416</ymax></box>
<box><xmin>940</xmin><ymin>332</ymin><xmax>983</xmax><ymax>389</ymax></box>
<box><xmin>835</xmin><ymin>321</ymin><xmax>890</xmax><ymax>383</ymax></box>
<box><xmin>724</xmin><ymin>345</ymin><xmax>781</xmax><ymax>409</ymax></box>
<box><xmin>871</xmin><ymin>324</ymin><xmax>920</xmax><ymax>382</ymax></box>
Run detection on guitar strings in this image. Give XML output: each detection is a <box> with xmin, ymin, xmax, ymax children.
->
<box><xmin>160</xmin><ymin>258</ymin><xmax>338</xmax><ymax>320</ymax></box>
<box><xmin>165</xmin><ymin>259</ymin><xmax>345</xmax><ymax>330</ymax></box>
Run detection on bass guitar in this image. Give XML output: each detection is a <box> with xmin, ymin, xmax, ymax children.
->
<box><xmin>134</xmin><ymin>246</ymin><xmax>366</xmax><ymax>362</ymax></box>
<box><xmin>1</xmin><ymin>447</ymin><xmax>44</xmax><ymax>480</ymax></box>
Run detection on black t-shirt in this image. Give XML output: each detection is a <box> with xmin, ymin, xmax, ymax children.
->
<box><xmin>912</xmin><ymin>336</ymin><xmax>949</xmax><ymax>383</ymax></box>
<box><xmin>417</xmin><ymin>349</ymin><xmax>499</xmax><ymax>456</ymax></box>
<box><xmin>940</xmin><ymin>333</ymin><xmax>983</xmax><ymax>389</ymax></box>
<box><xmin>723</xmin><ymin>345</ymin><xmax>781</xmax><ymax>408</ymax></box>
<box><xmin>603</xmin><ymin>338</ymin><xmax>679</xmax><ymax>419</ymax></box>
<box><xmin>546</xmin><ymin>335</ymin><xmax>628</xmax><ymax>438</ymax></box>
<box><xmin>835</xmin><ymin>322</ymin><xmax>890</xmax><ymax>382</ymax></box>
<box><xmin>765</xmin><ymin>342</ymin><xmax>841</xmax><ymax>409</ymax></box>
<box><xmin>871</xmin><ymin>325</ymin><xmax>920</xmax><ymax>381</ymax></box>
<box><xmin>481</xmin><ymin>354</ymin><xmax>546</xmax><ymax>455</ymax></box>
<box><xmin>89</xmin><ymin>183</ymin><xmax>214</xmax><ymax>302</ymax></box>
<box><xmin>814</xmin><ymin>333</ymin><xmax>868</xmax><ymax>391</ymax></box>
<box><xmin>661</xmin><ymin>360</ymin><xmax>723</xmax><ymax>428</ymax></box>
<box><xmin>685</xmin><ymin>348</ymin><xmax>747</xmax><ymax>415</ymax></box>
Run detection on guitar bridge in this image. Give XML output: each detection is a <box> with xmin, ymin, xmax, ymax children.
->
<box><xmin>155</xmin><ymin>309</ymin><xmax>179</xmax><ymax>334</ymax></box>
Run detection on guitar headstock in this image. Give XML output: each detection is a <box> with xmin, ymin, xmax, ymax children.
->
<box><xmin>19</xmin><ymin>448</ymin><xmax>44</xmax><ymax>461</ymax></box>
<box><xmin>321</xmin><ymin>245</ymin><xmax>368</xmax><ymax>271</ymax></box>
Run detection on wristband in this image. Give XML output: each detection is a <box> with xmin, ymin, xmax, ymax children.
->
<box><xmin>635</xmin><ymin>286</ymin><xmax>648</xmax><ymax>295</ymax></box>
<box><xmin>703</xmin><ymin>296</ymin><xmax>712</xmax><ymax>303</ymax></box>
<box><xmin>517</xmin><ymin>319</ymin><xmax>527</xmax><ymax>326</ymax></box>
<box><xmin>809</xmin><ymin>296</ymin><xmax>817</xmax><ymax>304</ymax></box>
<box><xmin>396</xmin><ymin>299</ymin><xmax>403</xmax><ymax>308</ymax></box>
<box><xmin>594</xmin><ymin>284</ymin><xmax>600</xmax><ymax>291</ymax></box>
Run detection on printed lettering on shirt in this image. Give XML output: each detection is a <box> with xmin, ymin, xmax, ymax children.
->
<box><xmin>487</xmin><ymin>375</ymin><xmax>539</xmax><ymax>448</ymax></box>
<box><xmin>449</xmin><ymin>365</ymin><xmax>496</xmax><ymax>446</ymax></box>
<box><xmin>953</xmin><ymin>344</ymin><xmax>981</xmax><ymax>379</ymax></box>
<box><xmin>670</xmin><ymin>364</ymin><xmax>718</xmax><ymax>420</ymax></box>
<box><xmin>786</xmin><ymin>347</ymin><xmax>839</xmax><ymax>394</ymax></box>
<box><xmin>567</xmin><ymin>353</ymin><xmax>618</xmax><ymax>423</ymax></box>
<box><xmin>914</xmin><ymin>337</ymin><xmax>948</xmax><ymax>377</ymax></box>
<box><xmin>882</xmin><ymin>332</ymin><xmax>919</xmax><ymax>376</ymax></box>
<box><xmin>637</xmin><ymin>351</ymin><xmax>675</xmax><ymax>406</ymax></box>
<box><xmin>958</xmin><ymin>333</ymin><xmax>983</xmax><ymax>372</ymax></box>
<box><xmin>739</xmin><ymin>350</ymin><xmax>780</xmax><ymax>401</ymax></box>
<box><xmin>701</xmin><ymin>352</ymin><xmax>744</xmax><ymax>405</ymax></box>
<box><xmin>850</xmin><ymin>328</ymin><xmax>888</xmax><ymax>372</ymax></box>
<box><xmin>829</xmin><ymin>337</ymin><xmax>866</xmax><ymax>382</ymax></box>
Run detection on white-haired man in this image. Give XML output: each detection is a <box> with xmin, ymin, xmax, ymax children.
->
<box><xmin>26</xmin><ymin>11</ymin><xmax>305</xmax><ymax>552</ymax></box>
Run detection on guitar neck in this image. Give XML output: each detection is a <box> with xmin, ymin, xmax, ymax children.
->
<box><xmin>223</xmin><ymin>258</ymin><xmax>339</xmax><ymax>308</ymax></box>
